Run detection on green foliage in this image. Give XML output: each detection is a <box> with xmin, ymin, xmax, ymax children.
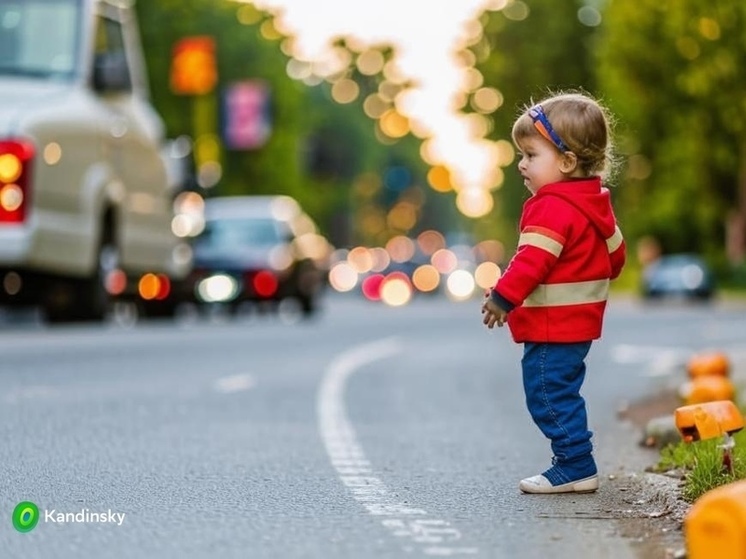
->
<box><xmin>656</xmin><ymin>429</ymin><xmax>746</xmax><ymax>503</ymax></box>
<box><xmin>471</xmin><ymin>1</ymin><xmax>746</xmax><ymax>273</ymax></box>
<box><xmin>131</xmin><ymin>0</ymin><xmax>746</xmax><ymax>262</ymax></box>
<box><xmin>596</xmin><ymin>1</ymin><xmax>746</xmax><ymax>262</ymax></box>
<box><xmin>134</xmin><ymin>0</ymin><xmax>432</xmax><ymax>247</ymax></box>
<box><xmin>473</xmin><ymin>0</ymin><xmax>597</xmax><ymax>246</ymax></box>
<box><xmin>135</xmin><ymin>0</ymin><xmax>309</xmax><ymax>201</ymax></box>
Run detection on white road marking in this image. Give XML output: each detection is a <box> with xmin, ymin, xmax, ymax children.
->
<box><xmin>318</xmin><ymin>338</ymin><xmax>479</xmax><ymax>556</ymax></box>
<box><xmin>4</xmin><ymin>385</ymin><xmax>59</xmax><ymax>403</ymax></box>
<box><xmin>611</xmin><ymin>343</ymin><xmax>746</xmax><ymax>378</ymax></box>
<box><xmin>610</xmin><ymin>344</ymin><xmax>691</xmax><ymax>377</ymax></box>
<box><xmin>6</xmin><ymin>372</ymin><xmax>257</xmax><ymax>404</ymax></box>
<box><xmin>214</xmin><ymin>374</ymin><xmax>255</xmax><ymax>393</ymax></box>
<box><xmin>610</xmin><ymin>344</ymin><xmax>691</xmax><ymax>364</ymax></box>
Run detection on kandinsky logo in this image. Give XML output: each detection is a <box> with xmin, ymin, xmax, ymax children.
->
<box><xmin>11</xmin><ymin>501</ymin><xmax>126</xmax><ymax>532</ymax></box>
<box><xmin>13</xmin><ymin>501</ymin><xmax>40</xmax><ymax>533</ymax></box>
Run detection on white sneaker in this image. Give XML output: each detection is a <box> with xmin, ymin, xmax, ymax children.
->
<box><xmin>519</xmin><ymin>474</ymin><xmax>599</xmax><ymax>494</ymax></box>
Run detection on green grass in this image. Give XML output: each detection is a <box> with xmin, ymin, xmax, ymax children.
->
<box><xmin>655</xmin><ymin>427</ymin><xmax>746</xmax><ymax>502</ymax></box>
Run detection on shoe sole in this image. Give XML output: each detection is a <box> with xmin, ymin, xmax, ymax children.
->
<box><xmin>519</xmin><ymin>475</ymin><xmax>599</xmax><ymax>494</ymax></box>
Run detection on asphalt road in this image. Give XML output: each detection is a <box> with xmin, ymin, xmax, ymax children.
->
<box><xmin>2</xmin><ymin>293</ymin><xmax>744</xmax><ymax>558</ymax></box>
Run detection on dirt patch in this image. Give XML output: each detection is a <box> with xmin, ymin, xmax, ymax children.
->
<box><xmin>615</xmin><ymin>473</ymin><xmax>689</xmax><ymax>558</ymax></box>
<box><xmin>614</xmin><ymin>389</ymin><xmax>691</xmax><ymax>557</ymax></box>
<box><xmin>617</xmin><ymin>389</ymin><xmax>682</xmax><ymax>430</ymax></box>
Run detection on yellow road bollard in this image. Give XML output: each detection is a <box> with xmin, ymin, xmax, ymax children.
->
<box><xmin>674</xmin><ymin>400</ymin><xmax>744</xmax><ymax>443</ymax></box>
<box><xmin>685</xmin><ymin>479</ymin><xmax>746</xmax><ymax>559</ymax></box>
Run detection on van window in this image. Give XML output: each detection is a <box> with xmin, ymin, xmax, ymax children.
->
<box><xmin>94</xmin><ymin>13</ymin><xmax>132</xmax><ymax>92</ymax></box>
<box><xmin>0</xmin><ymin>0</ymin><xmax>80</xmax><ymax>78</ymax></box>
<box><xmin>94</xmin><ymin>15</ymin><xmax>127</xmax><ymax>60</ymax></box>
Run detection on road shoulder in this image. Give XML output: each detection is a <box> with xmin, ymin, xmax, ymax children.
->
<box><xmin>608</xmin><ymin>390</ymin><xmax>690</xmax><ymax>557</ymax></box>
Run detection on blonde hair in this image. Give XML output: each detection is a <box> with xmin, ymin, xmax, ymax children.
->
<box><xmin>512</xmin><ymin>92</ymin><xmax>615</xmax><ymax>179</ymax></box>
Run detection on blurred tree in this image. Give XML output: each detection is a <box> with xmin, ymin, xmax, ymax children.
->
<box><xmin>597</xmin><ymin>0</ymin><xmax>746</xmax><ymax>269</ymax></box>
<box><xmin>136</xmin><ymin>1</ymin><xmax>309</xmax><ymax>198</ymax></box>
<box><xmin>135</xmin><ymin>0</ymin><xmax>430</xmax><ymax>247</ymax></box>
<box><xmin>471</xmin><ymin>0</ymin><xmax>598</xmax><ymax>247</ymax></box>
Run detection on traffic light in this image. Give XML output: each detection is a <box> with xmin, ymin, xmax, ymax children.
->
<box><xmin>170</xmin><ymin>36</ymin><xmax>217</xmax><ymax>95</ymax></box>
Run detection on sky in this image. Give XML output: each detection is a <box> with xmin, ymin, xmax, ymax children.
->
<box><xmin>248</xmin><ymin>0</ymin><xmax>513</xmax><ymax>218</ymax></box>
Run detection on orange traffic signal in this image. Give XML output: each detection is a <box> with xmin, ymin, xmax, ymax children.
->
<box><xmin>170</xmin><ymin>36</ymin><xmax>217</xmax><ymax>95</ymax></box>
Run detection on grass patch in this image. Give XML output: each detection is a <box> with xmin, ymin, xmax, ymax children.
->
<box><xmin>655</xmin><ymin>428</ymin><xmax>746</xmax><ymax>502</ymax></box>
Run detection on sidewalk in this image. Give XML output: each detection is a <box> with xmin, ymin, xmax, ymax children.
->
<box><xmin>616</xmin><ymin>348</ymin><xmax>746</xmax><ymax>557</ymax></box>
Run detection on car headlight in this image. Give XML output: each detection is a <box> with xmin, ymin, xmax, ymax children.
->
<box><xmin>681</xmin><ymin>265</ymin><xmax>705</xmax><ymax>289</ymax></box>
<box><xmin>196</xmin><ymin>274</ymin><xmax>239</xmax><ymax>303</ymax></box>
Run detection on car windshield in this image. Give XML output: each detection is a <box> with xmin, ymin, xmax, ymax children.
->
<box><xmin>196</xmin><ymin>218</ymin><xmax>284</xmax><ymax>249</ymax></box>
<box><xmin>0</xmin><ymin>0</ymin><xmax>81</xmax><ymax>79</ymax></box>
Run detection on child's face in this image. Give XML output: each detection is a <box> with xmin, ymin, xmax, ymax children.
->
<box><xmin>515</xmin><ymin>136</ymin><xmax>567</xmax><ymax>194</ymax></box>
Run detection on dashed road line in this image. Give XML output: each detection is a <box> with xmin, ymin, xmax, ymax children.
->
<box><xmin>317</xmin><ymin>337</ymin><xmax>479</xmax><ymax>556</ymax></box>
<box><xmin>214</xmin><ymin>373</ymin><xmax>255</xmax><ymax>394</ymax></box>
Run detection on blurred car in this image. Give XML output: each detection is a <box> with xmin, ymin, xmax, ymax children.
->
<box><xmin>183</xmin><ymin>195</ymin><xmax>331</xmax><ymax>316</ymax></box>
<box><xmin>641</xmin><ymin>254</ymin><xmax>715</xmax><ymax>301</ymax></box>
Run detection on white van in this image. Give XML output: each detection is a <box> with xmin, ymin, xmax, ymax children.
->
<box><xmin>0</xmin><ymin>0</ymin><xmax>191</xmax><ymax>321</ymax></box>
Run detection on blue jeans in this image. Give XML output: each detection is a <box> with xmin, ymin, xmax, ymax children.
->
<box><xmin>522</xmin><ymin>342</ymin><xmax>596</xmax><ymax>483</ymax></box>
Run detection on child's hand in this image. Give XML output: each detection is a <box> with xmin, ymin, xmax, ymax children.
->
<box><xmin>481</xmin><ymin>293</ymin><xmax>508</xmax><ymax>329</ymax></box>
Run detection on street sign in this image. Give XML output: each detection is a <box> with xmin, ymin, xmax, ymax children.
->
<box><xmin>222</xmin><ymin>80</ymin><xmax>272</xmax><ymax>150</ymax></box>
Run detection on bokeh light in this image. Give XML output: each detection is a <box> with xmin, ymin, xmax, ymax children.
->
<box><xmin>417</xmin><ymin>230</ymin><xmax>446</xmax><ymax>256</ymax></box>
<box><xmin>369</xmin><ymin>247</ymin><xmax>391</xmax><ymax>272</ymax></box>
<box><xmin>244</xmin><ymin>0</ymin><xmax>517</xmax><ymax>219</ymax></box>
<box><xmin>456</xmin><ymin>188</ymin><xmax>494</xmax><ymax>218</ymax></box>
<box><xmin>386</xmin><ymin>235</ymin><xmax>415</xmax><ymax>263</ymax></box>
<box><xmin>446</xmin><ymin>269</ymin><xmax>476</xmax><ymax>301</ymax></box>
<box><xmin>427</xmin><ymin>165</ymin><xmax>453</xmax><ymax>193</ymax></box>
<box><xmin>356</xmin><ymin>49</ymin><xmax>385</xmax><ymax>75</ymax></box>
<box><xmin>329</xmin><ymin>262</ymin><xmax>358</xmax><ymax>292</ymax></box>
<box><xmin>412</xmin><ymin>264</ymin><xmax>440</xmax><ymax>293</ymax></box>
<box><xmin>471</xmin><ymin>87</ymin><xmax>503</xmax><ymax>114</ymax></box>
<box><xmin>361</xmin><ymin>273</ymin><xmax>385</xmax><ymax>301</ymax></box>
<box><xmin>347</xmin><ymin>246</ymin><xmax>374</xmax><ymax>273</ymax></box>
<box><xmin>331</xmin><ymin>79</ymin><xmax>359</xmax><ymax>103</ymax></box>
<box><xmin>431</xmin><ymin>248</ymin><xmax>458</xmax><ymax>275</ymax></box>
<box><xmin>380</xmin><ymin>271</ymin><xmax>413</xmax><ymax>307</ymax></box>
<box><xmin>474</xmin><ymin>261</ymin><xmax>501</xmax><ymax>290</ymax></box>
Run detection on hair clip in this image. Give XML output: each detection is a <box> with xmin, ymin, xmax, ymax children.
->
<box><xmin>528</xmin><ymin>105</ymin><xmax>570</xmax><ymax>152</ymax></box>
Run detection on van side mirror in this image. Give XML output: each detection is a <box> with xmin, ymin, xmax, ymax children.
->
<box><xmin>93</xmin><ymin>51</ymin><xmax>131</xmax><ymax>92</ymax></box>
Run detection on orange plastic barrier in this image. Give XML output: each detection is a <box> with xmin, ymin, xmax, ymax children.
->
<box><xmin>681</xmin><ymin>375</ymin><xmax>736</xmax><ymax>405</ymax></box>
<box><xmin>674</xmin><ymin>400</ymin><xmax>744</xmax><ymax>442</ymax></box>
<box><xmin>685</xmin><ymin>480</ymin><xmax>746</xmax><ymax>559</ymax></box>
<box><xmin>687</xmin><ymin>351</ymin><xmax>731</xmax><ymax>379</ymax></box>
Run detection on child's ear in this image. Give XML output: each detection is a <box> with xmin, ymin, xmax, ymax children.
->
<box><xmin>559</xmin><ymin>152</ymin><xmax>579</xmax><ymax>174</ymax></box>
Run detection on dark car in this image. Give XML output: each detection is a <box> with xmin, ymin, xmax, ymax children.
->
<box><xmin>183</xmin><ymin>195</ymin><xmax>331</xmax><ymax>316</ymax></box>
<box><xmin>641</xmin><ymin>254</ymin><xmax>715</xmax><ymax>301</ymax></box>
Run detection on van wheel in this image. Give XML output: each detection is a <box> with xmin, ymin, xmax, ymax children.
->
<box><xmin>44</xmin><ymin>238</ymin><xmax>118</xmax><ymax>323</ymax></box>
<box><xmin>79</xmin><ymin>240</ymin><xmax>119</xmax><ymax>321</ymax></box>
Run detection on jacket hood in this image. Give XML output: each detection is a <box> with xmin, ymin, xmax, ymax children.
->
<box><xmin>536</xmin><ymin>177</ymin><xmax>617</xmax><ymax>238</ymax></box>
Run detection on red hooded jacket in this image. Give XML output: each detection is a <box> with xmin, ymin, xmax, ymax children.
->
<box><xmin>491</xmin><ymin>177</ymin><xmax>626</xmax><ymax>343</ymax></box>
